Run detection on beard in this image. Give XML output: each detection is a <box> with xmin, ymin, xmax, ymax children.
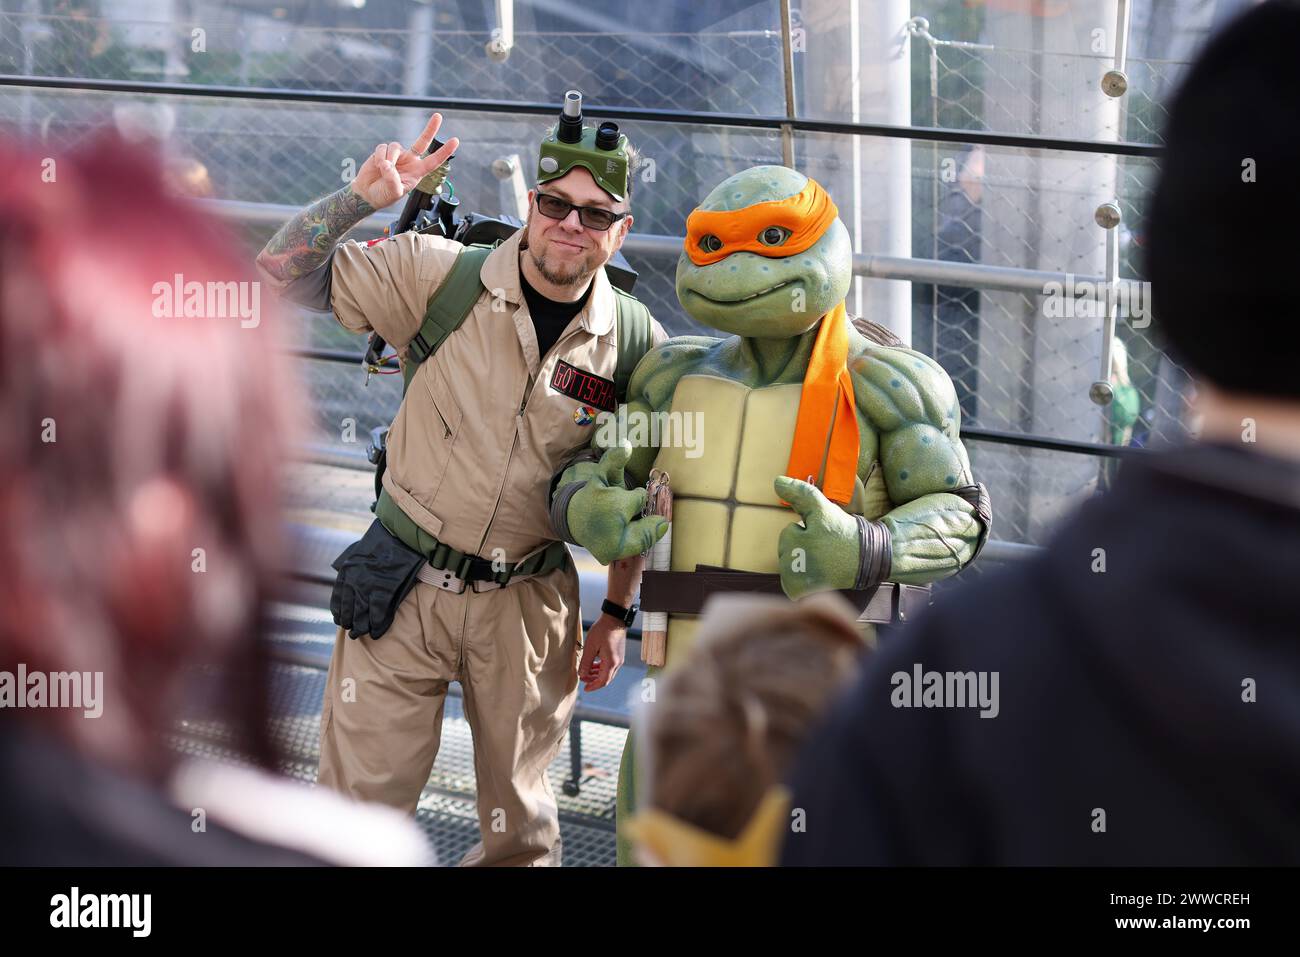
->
<box><xmin>526</xmin><ymin>232</ymin><xmax>601</xmax><ymax>288</ymax></box>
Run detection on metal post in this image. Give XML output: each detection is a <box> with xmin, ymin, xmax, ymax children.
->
<box><xmin>402</xmin><ymin>3</ymin><xmax>435</xmax><ymax>147</ymax></box>
<box><xmin>563</xmin><ymin>718</ymin><xmax>583</xmax><ymax>796</ymax></box>
<box><xmin>1089</xmin><ymin>202</ymin><xmax>1122</xmax><ymax>422</ymax></box>
<box><xmin>1102</xmin><ymin>0</ymin><xmax>1132</xmax><ymax>98</ymax></box>
<box><xmin>486</xmin><ymin>0</ymin><xmax>515</xmax><ymax>62</ymax></box>
<box><xmin>491</xmin><ymin>153</ymin><xmax>530</xmax><ymax>219</ymax></box>
<box><xmin>908</xmin><ymin>16</ymin><xmax>941</xmax><ymax>359</ymax></box>
<box><xmin>779</xmin><ymin>0</ymin><xmax>797</xmax><ymax>167</ymax></box>
<box><xmin>849</xmin><ymin>0</ymin><xmax>863</xmax><ymax>318</ymax></box>
<box><xmin>1093</xmin><ymin>0</ymin><xmax>1132</xmax><ymax>437</ymax></box>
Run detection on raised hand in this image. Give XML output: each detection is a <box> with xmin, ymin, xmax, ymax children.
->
<box><xmin>349</xmin><ymin>113</ymin><xmax>460</xmax><ymax>210</ymax></box>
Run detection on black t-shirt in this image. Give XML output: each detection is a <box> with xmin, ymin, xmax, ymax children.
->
<box><xmin>520</xmin><ymin>271</ymin><xmax>593</xmax><ymax>361</ymax></box>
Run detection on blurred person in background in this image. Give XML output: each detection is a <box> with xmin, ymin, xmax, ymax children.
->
<box><xmin>1098</xmin><ymin>337</ymin><xmax>1142</xmax><ymax>490</ymax></box>
<box><xmin>780</xmin><ymin>0</ymin><xmax>1300</xmax><ymax>866</ymax></box>
<box><xmin>0</xmin><ymin>133</ymin><xmax>430</xmax><ymax>866</ymax></box>
<box><xmin>625</xmin><ymin>593</ymin><xmax>867</xmax><ymax>867</ymax></box>
<box><xmin>1107</xmin><ymin>338</ymin><xmax>1141</xmax><ymax>449</ymax></box>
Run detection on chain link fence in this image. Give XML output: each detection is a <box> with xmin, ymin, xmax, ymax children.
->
<box><xmin>0</xmin><ymin>2</ymin><xmax>1220</xmax><ymax>545</ymax></box>
<box><xmin>0</xmin><ymin>8</ymin><xmax>788</xmax><ymax>112</ymax></box>
<box><xmin>903</xmin><ymin>12</ymin><xmax>1205</xmax><ymax>542</ymax></box>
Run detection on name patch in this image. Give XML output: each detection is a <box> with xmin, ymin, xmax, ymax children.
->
<box><xmin>550</xmin><ymin>360</ymin><xmax>616</xmax><ymax>412</ymax></box>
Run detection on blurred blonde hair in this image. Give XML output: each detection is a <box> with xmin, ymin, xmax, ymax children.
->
<box><xmin>641</xmin><ymin>592</ymin><xmax>868</xmax><ymax>842</ymax></box>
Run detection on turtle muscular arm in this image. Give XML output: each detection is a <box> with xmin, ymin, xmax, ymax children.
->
<box><xmin>852</xmin><ymin>345</ymin><xmax>988</xmax><ymax>584</ymax></box>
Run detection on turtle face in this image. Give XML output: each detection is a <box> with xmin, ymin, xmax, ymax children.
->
<box><xmin>675</xmin><ymin>166</ymin><xmax>853</xmax><ymax>339</ymax></box>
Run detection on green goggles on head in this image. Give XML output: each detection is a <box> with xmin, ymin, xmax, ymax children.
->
<box><xmin>536</xmin><ymin>90</ymin><xmax>631</xmax><ymax>202</ymax></box>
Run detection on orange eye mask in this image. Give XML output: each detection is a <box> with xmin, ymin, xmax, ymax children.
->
<box><xmin>684</xmin><ymin>178</ymin><xmax>839</xmax><ymax>266</ymax></box>
<box><xmin>684</xmin><ymin>174</ymin><xmax>859</xmax><ymax>506</ymax></box>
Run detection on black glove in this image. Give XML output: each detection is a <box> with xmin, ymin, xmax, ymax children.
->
<box><xmin>329</xmin><ymin>520</ymin><xmax>426</xmax><ymax>640</ymax></box>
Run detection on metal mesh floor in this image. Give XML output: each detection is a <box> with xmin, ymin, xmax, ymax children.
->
<box><xmin>168</xmin><ymin>659</ymin><xmax>627</xmax><ymax>867</ymax></box>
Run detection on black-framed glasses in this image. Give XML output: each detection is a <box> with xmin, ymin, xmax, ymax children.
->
<box><xmin>534</xmin><ymin>191</ymin><xmax>627</xmax><ymax>231</ymax></box>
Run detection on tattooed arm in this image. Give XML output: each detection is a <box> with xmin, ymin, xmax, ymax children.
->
<box><xmin>255</xmin><ymin>185</ymin><xmax>374</xmax><ymax>287</ymax></box>
<box><xmin>254</xmin><ymin>112</ymin><xmax>459</xmax><ymax>297</ymax></box>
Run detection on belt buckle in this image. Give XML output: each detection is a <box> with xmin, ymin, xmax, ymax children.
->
<box><xmin>466</xmin><ymin>555</ymin><xmax>507</xmax><ymax>593</ymax></box>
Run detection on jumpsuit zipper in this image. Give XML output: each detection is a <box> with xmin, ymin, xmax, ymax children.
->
<box><xmin>475</xmin><ymin>369</ymin><xmax>533</xmax><ymax>555</ymax></box>
<box><xmin>474</xmin><ymin>325</ymin><xmax>591</xmax><ymax>558</ymax></box>
<box><xmin>476</xmin><ymin>412</ymin><xmax>522</xmax><ymax>556</ymax></box>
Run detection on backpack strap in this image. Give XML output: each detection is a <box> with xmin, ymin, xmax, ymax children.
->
<box><xmin>402</xmin><ymin>243</ymin><xmax>494</xmax><ymax>393</ymax></box>
<box><xmin>612</xmin><ymin>286</ymin><xmax>653</xmax><ymax>404</ymax></box>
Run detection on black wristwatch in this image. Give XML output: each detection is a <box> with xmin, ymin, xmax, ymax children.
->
<box><xmin>601</xmin><ymin>598</ymin><xmax>638</xmax><ymax>627</ymax></box>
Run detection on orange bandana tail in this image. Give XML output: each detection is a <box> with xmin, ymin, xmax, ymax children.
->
<box><xmin>785</xmin><ymin>302</ymin><xmax>859</xmax><ymax>505</ymax></box>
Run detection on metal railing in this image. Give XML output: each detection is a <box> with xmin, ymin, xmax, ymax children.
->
<box><xmin>0</xmin><ymin>8</ymin><xmax>1199</xmax><ymax>551</ymax></box>
<box><xmin>211</xmin><ymin>197</ymin><xmax>1145</xmax><ymax>298</ymax></box>
<box><xmin>0</xmin><ymin>72</ymin><xmax>1163</xmax><ymax>158</ymax></box>
<box><xmin>286</xmin><ymin>346</ymin><xmax>1145</xmax><ymax>464</ymax></box>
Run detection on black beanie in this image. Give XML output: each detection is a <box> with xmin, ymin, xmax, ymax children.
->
<box><xmin>1147</xmin><ymin>0</ymin><xmax>1300</xmax><ymax>398</ymax></box>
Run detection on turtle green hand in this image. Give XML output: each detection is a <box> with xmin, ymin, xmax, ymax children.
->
<box><xmin>774</xmin><ymin>476</ymin><xmax>862</xmax><ymax>600</ymax></box>
<box><xmin>566</xmin><ymin>444</ymin><xmax>669</xmax><ymax>565</ymax></box>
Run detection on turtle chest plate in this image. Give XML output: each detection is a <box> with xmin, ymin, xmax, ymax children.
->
<box><xmin>652</xmin><ymin>374</ymin><xmax>801</xmax><ymax>575</ymax></box>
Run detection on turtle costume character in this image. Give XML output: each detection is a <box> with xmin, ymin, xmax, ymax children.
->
<box><xmin>552</xmin><ymin>165</ymin><xmax>991</xmax><ymax>865</ymax></box>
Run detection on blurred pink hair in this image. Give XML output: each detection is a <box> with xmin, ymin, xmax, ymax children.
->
<box><xmin>0</xmin><ymin>131</ymin><xmax>303</xmax><ymax>779</ymax></box>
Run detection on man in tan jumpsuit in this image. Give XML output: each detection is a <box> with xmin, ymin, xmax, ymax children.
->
<box><xmin>256</xmin><ymin>112</ymin><xmax>667</xmax><ymax>866</ymax></box>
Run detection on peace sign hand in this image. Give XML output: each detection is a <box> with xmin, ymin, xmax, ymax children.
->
<box><xmin>349</xmin><ymin>113</ymin><xmax>460</xmax><ymax>210</ymax></box>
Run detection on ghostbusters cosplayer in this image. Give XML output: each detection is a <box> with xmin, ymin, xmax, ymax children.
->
<box><xmin>554</xmin><ymin>165</ymin><xmax>992</xmax><ymax>864</ymax></box>
<box><xmin>256</xmin><ymin>109</ymin><xmax>667</xmax><ymax>867</ymax></box>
